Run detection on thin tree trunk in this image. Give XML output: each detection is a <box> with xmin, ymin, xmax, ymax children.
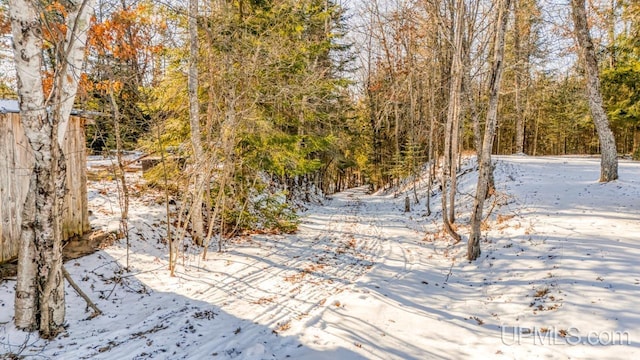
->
<box><xmin>409</xmin><ymin>69</ymin><xmax>419</xmax><ymax>204</ymax></box>
<box><xmin>514</xmin><ymin>0</ymin><xmax>525</xmax><ymax>154</ymax></box>
<box><xmin>471</xmin><ymin>86</ymin><xmax>482</xmax><ymax>156</ymax></box>
<box><xmin>189</xmin><ymin>0</ymin><xmax>205</xmax><ymax>244</ymax></box>
<box><xmin>156</xmin><ymin>119</ymin><xmax>175</xmax><ymax>276</ymax></box>
<box><xmin>108</xmin><ymin>89</ymin><xmax>130</xmax><ymax>270</ymax></box>
<box><xmin>426</xmin><ymin>74</ymin><xmax>436</xmax><ymax>216</ymax></box>
<box><xmin>571</xmin><ymin>0</ymin><xmax>618</xmax><ymax>182</ymax></box>
<box><xmin>468</xmin><ymin>0</ymin><xmax>511</xmax><ymax>261</ymax></box>
<box><xmin>607</xmin><ymin>0</ymin><xmax>617</xmax><ymax>68</ymax></box>
<box><xmin>633</xmin><ymin>127</ymin><xmax>640</xmax><ymax>159</ymax></box>
<box><xmin>441</xmin><ymin>0</ymin><xmax>464</xmax><ymax>242</ymax></box>
<box><xmin>533</xmin><ymin>107</ymin><xmax>540</xmax><ymax>156</ymax></box>
<box><xmin>394</xmin><ymin>101</ymin><xmax>400</xmax><ymax>168</ymax></box>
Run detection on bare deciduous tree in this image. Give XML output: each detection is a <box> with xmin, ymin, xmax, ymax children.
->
<box><xmin>441</xmin><ymin>0</ymin><xmax>465</xmax><ymax>242</ymax></box>
<box><xmin>468</xmin><ymin>0</ymin><xmax>511</xmax><ymax>261</ymax></box>
<box><xmin>188</xmin><ymin>0</ymin><xmax>206</xmax><ymax>247</ymax></box>
<box><xmin>570</xmin><ymin>0</ymin><xmax>618</xmax><ymax>182</ymax></box>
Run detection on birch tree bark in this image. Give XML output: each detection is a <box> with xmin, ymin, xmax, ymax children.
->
<box><xmin>570</xmin><ymin>0</ymin><xmax>618</xmax><ymax>182</ymax></box>
<box><xmin>10</xmin><ymin>0</ymin><xmax>95</xmax><ymax>337</ymax></box>
<box><xmin>55</xmin><ymin>0</ymin><xmax>94</xmax><ymax>147</ymax></box>
<box><xmin>468</xmin><ymin>0</ymin><xmax>511</xmax><ymax>261</ymax></box>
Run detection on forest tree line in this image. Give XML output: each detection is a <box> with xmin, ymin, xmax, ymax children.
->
<box><xmin>360</xmin><ymin>0</ymin><xmax>639</xmax><ymax>190</ymax></box>
<box><xmin>63</xmin><ymin>0</ymin><xmax>640</xmax><ymax>193</ymax></box>
<box><xmin>2</xmin><ymin>0</ymin><xmax>636</xmax><ymax>198</ymax></box>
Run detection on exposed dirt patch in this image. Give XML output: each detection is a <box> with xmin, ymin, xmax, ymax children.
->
<box><xmin>0</xmin><ymin>230</ymin><xmax>117</xmax><ymax>282</ymax></box>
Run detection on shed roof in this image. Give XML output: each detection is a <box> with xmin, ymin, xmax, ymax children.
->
<box><xmin>0</xmin><ymin>99</ymin><xmax>89</xmax><ymax>116</ymax></box>
<box><xmin>0</xmin><ymin>99</ymin><xmax>19</xmax><ymax>113</ymax></box>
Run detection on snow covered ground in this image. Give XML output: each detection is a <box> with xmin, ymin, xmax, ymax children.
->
<box><xmin>1</xmin><ymin>156</ymin><xmax>639</xmax><ymax>359</ymax></box>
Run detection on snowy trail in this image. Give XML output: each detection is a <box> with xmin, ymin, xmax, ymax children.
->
<box><xmin>184</xmin><ymin>188</ymin><xmax>384</xmax><ymax>326</ymax></box>
<box><xmin>129</xmin><ymin>186</ymin><xmax>395</xmax><ymax>358</ymax></box>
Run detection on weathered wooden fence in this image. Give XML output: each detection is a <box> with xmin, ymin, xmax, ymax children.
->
<box><xmin>0</xmin><ymin>112</ymin><xmax>89</xmax><ymax>263</ymax></box>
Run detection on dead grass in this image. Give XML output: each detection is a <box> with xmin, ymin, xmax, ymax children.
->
<box><xmin>534</xmin><ymin>287</ymin><xmax>549</xmax><ymax>298</ymax></box>
<box><xmin>87</xmin><ymin>170</ymin><xmax>115</xmax><ymax>182</ymax></box>
<box><xmin>273</xmin><ymin>320</ymin><xmax>291</xmax><ymax>334</ymax></box>
<box><xmin>252</xmin><ymin>297</ymin><xmax>275</xmax><ymax>305</ymax></box>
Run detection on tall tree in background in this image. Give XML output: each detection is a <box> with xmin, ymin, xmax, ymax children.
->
<box><xmin>468</xmin><ymin>0</ymin><xmax>511</xmax><ymax>261</ymax></box>
<box><xmin>571</xmin><ymin>0</ymin><xmax>618</xmax><ymax>182</ymax></box>
<box><xmin>511</xmin><ymin>0</ymin><xmax>536</xmax><ymax>154</ymax></box>
<box><xmin>9</xmin><ymin>0</ymin><xmax>95</xmax><ymax>337</ymax></box>
<box><xmin>188</xmin><ymin>0</ymin><xmax>205</xmax><ymax>246</ymax></box>
<box><xmin>441</xmin><ymin>0</ymin><xmax>465</xmax><ymax>242</ymax></box>
<box><xmin>499</xmin><ymin>0</ymin><xmax>543</xmax><ymax>155</ymax></box>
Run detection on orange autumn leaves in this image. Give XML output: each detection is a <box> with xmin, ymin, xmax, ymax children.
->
<box><xmin>41</xmin><ymin>1</ymin><xmax>69</xmax><ymax>46</ymax></box>
<box><xmin>83</xmin><ymin>2</ymin><xmax>165</xmax><ymax>96</ymax></box>
<box><xmin>88</xmin><ymin>2</ymin><xmax>165</xmax><ymax>62</ymax></box>
<box><xmin>36</xmin><ymin>1</ymin><xmax>165</xmax><ymax>96</ymax></box>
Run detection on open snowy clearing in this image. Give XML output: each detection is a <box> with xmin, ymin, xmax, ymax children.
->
<box><xmin>1</xmin><ymin>156</ymin><xmax>640</xmax><ymax>359</ymax></box>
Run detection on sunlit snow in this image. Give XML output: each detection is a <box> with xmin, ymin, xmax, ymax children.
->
<box><xmin>1</xmin><ymin>155</ymin><xmax>639</xmax><ymax>359</ymax></box>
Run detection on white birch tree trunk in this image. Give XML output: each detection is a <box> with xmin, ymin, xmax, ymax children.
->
<box><xmin>10</xmin><ymin>0</ymin><xmax>46</xmax><ymax>331</ymax></box>
<box><xmin>468</xmin><ymin>0</ymin><xmax>511</xmax><ymax>261</ymax></box>
<box><xmin>570</xmin><ymin>0</ymin><xmax>618</xmax><ymax>182</ymax></box>
<box><xmin>55</xmin><ymin>0</ymin><xmax>94</xmax><ymax>147</ymax></box>
<box><xmin>9</xmin><ymin>0</ymin><xmax>95</xmax><ymax>337</ymax></box>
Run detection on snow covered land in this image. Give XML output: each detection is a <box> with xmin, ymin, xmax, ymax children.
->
<box><xmin>1</xmin><ymin>156</ymin><xmax>639</xmax><ymax>359</ymax></box>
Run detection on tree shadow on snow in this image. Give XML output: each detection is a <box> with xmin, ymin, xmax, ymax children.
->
<box><xmin>0</xmin><ymin>249</ymin><xmax>367</xmax><ymax>360</ymax></box>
